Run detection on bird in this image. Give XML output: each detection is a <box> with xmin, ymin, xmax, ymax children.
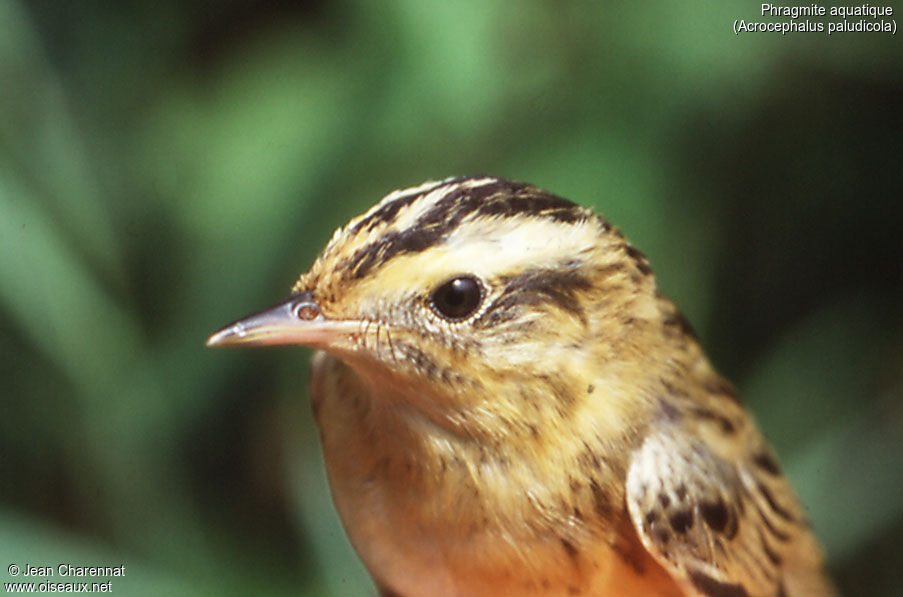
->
<box><xmin>207</xmin><ymin>176</ymin><xmax>835</xmax><ymax>597</ymax></box>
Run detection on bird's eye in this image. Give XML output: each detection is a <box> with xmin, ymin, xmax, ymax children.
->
<box><xmin>429</xmin><ymin>276</ymin><xmax>484</xmax><ymax>322</ymax></box>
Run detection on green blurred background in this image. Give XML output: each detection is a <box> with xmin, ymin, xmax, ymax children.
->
<box><xmin>1</xmin><ymin>1</ymin><xmax>901</xmax><ymax>595</ymax></box>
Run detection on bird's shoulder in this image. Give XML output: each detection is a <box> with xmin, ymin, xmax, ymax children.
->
<box><xmin>625</xmin><ymin>389</ymin><xmax>834</xmax><ymax>597</ymax></box>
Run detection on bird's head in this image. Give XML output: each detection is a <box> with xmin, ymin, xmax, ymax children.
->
<box><xmin>208</xmin><ymin>177</ymin><xmax>665</xmax><ymax>438</ymax></box>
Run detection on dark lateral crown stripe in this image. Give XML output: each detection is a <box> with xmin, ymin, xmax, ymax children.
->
<box><xmin>417</xmin><ymin>178</ymin><xmax>586</xmax><ymax>228</ymax></box>
<box><xmin>345</xmin><ymin>178</ymin><xmax>589</xmax><ymax>280</ymax></box>
<box><xmin>350</xmin><ymin>179</ymin><xmax>453</xmax><ymax>234</ymax></box>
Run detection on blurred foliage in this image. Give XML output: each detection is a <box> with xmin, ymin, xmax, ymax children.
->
<box><xmin>1</xmin><ymin>0</ymin><xmax>901</xmax><ymax>595</ymax></box>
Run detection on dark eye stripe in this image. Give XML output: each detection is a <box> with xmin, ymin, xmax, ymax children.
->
<box><xmin>494</xmin><ymin>266</ymin><xmax>593</xmax><ymax>323</ymax></box>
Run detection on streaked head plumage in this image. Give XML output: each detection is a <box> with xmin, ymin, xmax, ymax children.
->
<box><xmin>283</xmin><ymin>177</ymin><xmax>659</xmax><ymax>411</ymax></box>
<box><xmin>211</xmin><ymin>176</ymin><xmax>663</xmax><ymax>432</ymax></box>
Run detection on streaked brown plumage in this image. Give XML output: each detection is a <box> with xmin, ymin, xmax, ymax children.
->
<box><xmin>208</xmin><ymin>176</ymin><xmax>835</xmax><ymax>596</ymax></box>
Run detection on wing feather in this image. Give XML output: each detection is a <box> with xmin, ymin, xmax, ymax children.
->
<box><xmin>626</xmin><ymin>426</ymin><xmax>828</xmax><ymax>597</ymax></box>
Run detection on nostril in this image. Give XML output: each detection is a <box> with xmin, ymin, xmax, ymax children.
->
<box><xmin>293</xmin><ymin>301</ymin><xmax>321</xmax><ymax>321</ymax></box>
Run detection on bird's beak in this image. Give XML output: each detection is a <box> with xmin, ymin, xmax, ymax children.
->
<box><xmin>206</xmin><ymin>292</ymin><xmax>359</xmax><ymax>348</ymax></box>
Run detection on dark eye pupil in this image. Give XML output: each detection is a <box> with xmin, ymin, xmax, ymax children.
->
<box><xmin>431</xmin><ymin>276</ymin><xmax>482</xmax><ymax>321</ymax></box>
